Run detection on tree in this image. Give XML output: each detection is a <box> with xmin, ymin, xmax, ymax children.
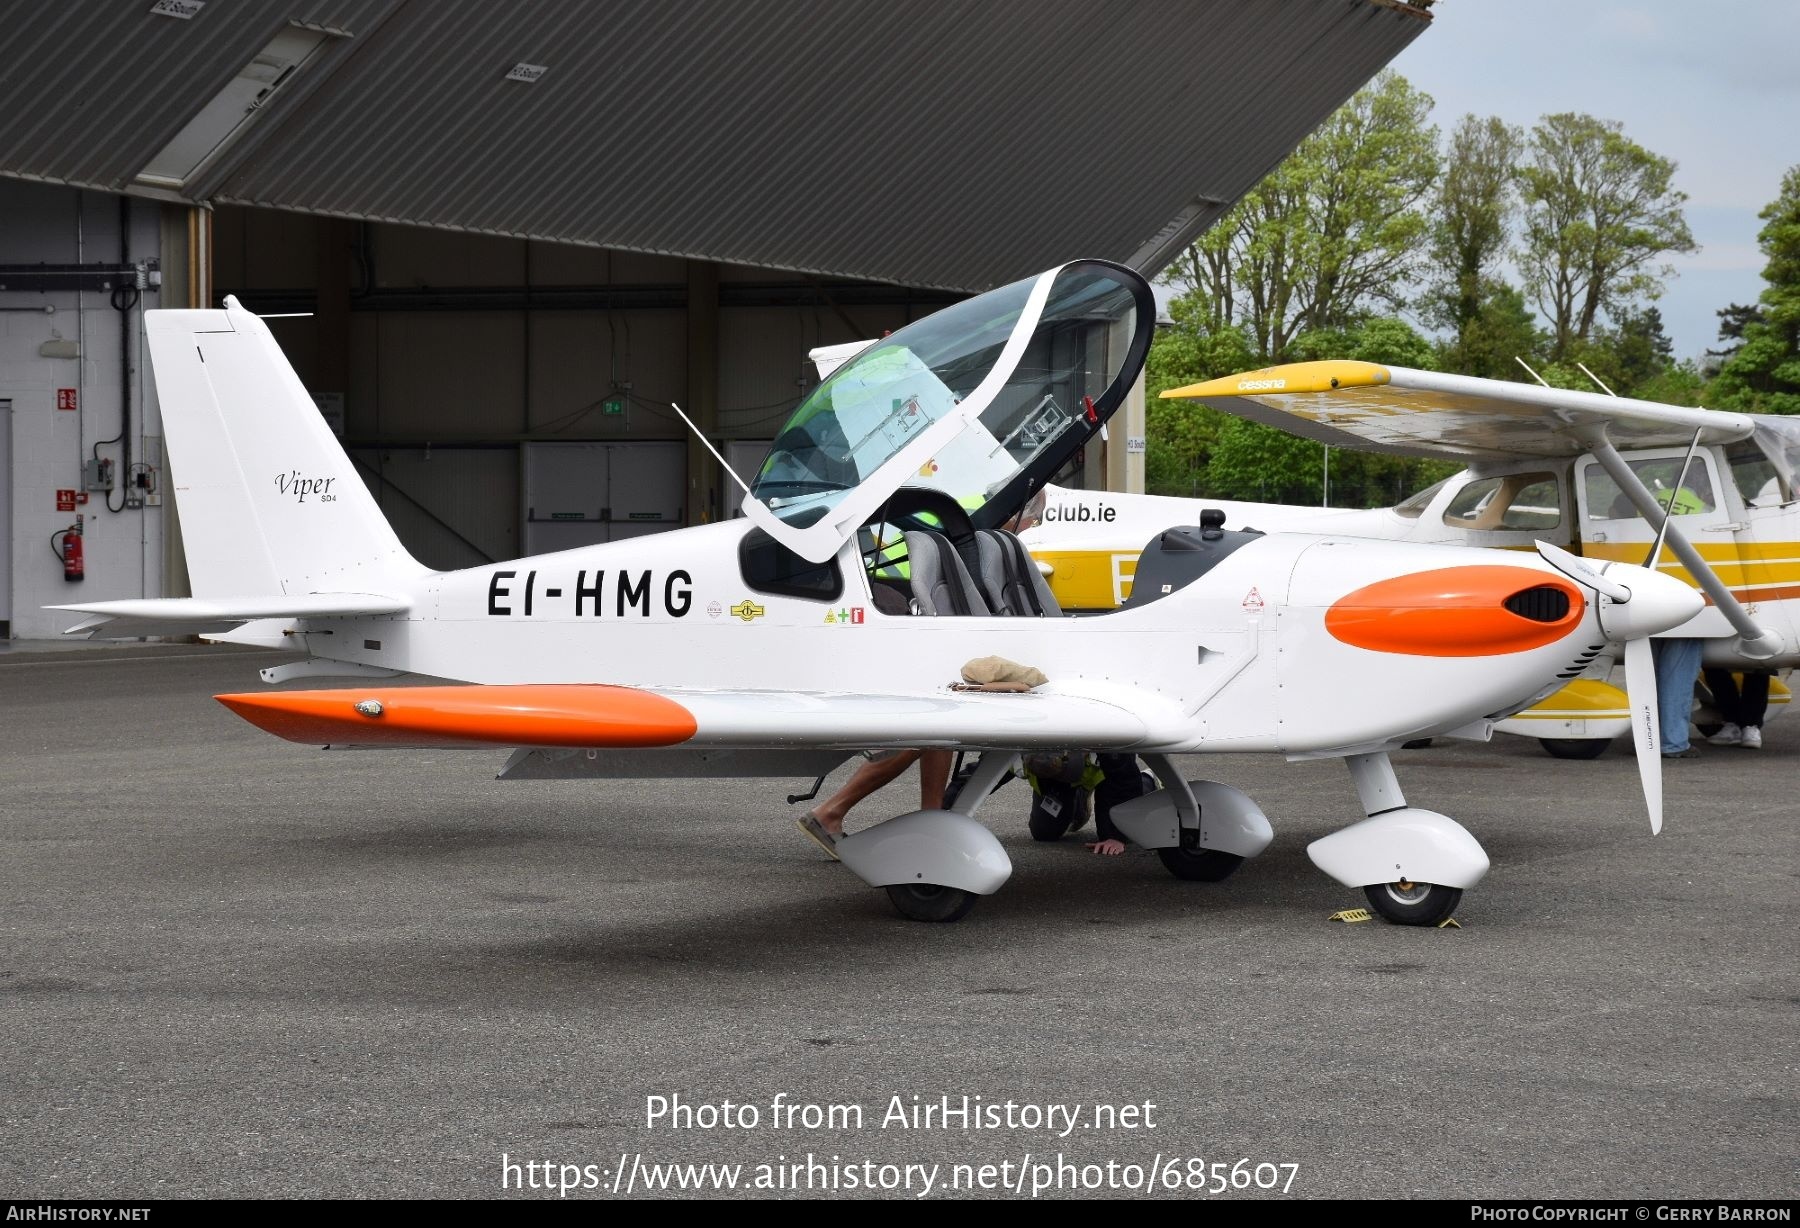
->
<box><xmin>1142</xmin><ymin>298</ymin><xmax>1255</xmax><ymax>496</ymax></box>
<box><xmin>1171</xmin><ymin>72</ymin><xmax>1439</xmax><ymax>361</ymax></box>
<box><xmin>1434</xmin><ymin>280</ymin><xmax>1545</xmax><ymax>380</ymax></box>
<box><xmin>1709</xmin><ymin>303</ymin><xmax>1764</xmax><ymax>363</ymax></box>
<box><xmin>1517</xmin><ymin>113</ymin><xmax>1697</xmax><ymax>359</ymax></box>
<box><xmin>1425</xmin><ymin>115</ymin><xmax>1524</xmax><ymax>350</ymax></box>
<box><xmin>1711</xmin><ymin>165</ymin><xmax>1800</xmax><ymax>415</ymax></box>
<box><xmin>1207</xmin><ymin>317</ymin><xmax>1455</xmax><ymax>506</ymax></box>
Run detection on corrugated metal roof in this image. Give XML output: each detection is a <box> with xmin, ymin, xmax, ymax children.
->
<box><xmin>0</xmin><ymin>0</ymin><xmax>1430</xmax><ymax>291</ymax></box>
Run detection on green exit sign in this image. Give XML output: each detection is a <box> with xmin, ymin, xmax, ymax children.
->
<box><xmin>601</xmin><ymin>397</ymin><xmax>626</xmax><ymax>416</ymax></box>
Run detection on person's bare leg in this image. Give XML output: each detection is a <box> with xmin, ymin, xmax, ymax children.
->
<box><xmin>918</xmin><ymin>749</ymin><xmax>954</xmax><ymax>811</ymax></box>
<box><xmin>811</xmin><ymin>751</ymin><xmax>921</xmax><ymax>835</ymax></box>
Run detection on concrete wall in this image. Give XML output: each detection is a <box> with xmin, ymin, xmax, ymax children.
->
<box><xmin>0</xmin><ymin>180</ymin><xmax>166</xmax><ymax>639</ymax></box>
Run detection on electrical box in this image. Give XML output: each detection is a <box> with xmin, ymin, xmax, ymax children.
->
<box><xmin>83</xmin><ymin>458</ymin><xmax>115</xmax><ymax>492</ymax></box>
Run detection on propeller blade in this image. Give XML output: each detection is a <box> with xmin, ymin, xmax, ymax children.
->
<box><xmin>1623</xmin><ymin>636</ymin><xmax>1663</xmax><ymax>835</ymax></box>
<box><xmin>1535</xmin><ymin>540</ymin><xmax>1632</xmax><ymax>604</ymax></box>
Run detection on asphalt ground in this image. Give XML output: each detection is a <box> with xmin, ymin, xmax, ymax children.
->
<box><xmin>1</xmin><ymin>645</ymin><xmax>1794</xmax><ymax>1201</ymax></box>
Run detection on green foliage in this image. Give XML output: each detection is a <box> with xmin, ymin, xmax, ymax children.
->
<box><xmin>1425</xmin><ymin>115</ymin><xmax>1524</xmax><ymax>348</ymax></box>
<box><xmin>1434</xmin><ymin>281</ymin><xmax>1546</xmax><ymax>380</ymax></box>
<box><xmin>1142</xmin><ymin>80</ymin><xmax>1741</xmax><ymax>509</ymax></box>
<box><xmin>1711</xmin><ymin>165</ymin><xmax>1800</xmax><ymax>415</ymax></box>
<box><xmin>1142</xmin><ymin>302</ymin><xmax>1254</xmax><ymax>495</ymax></box>
<box><xmin>1517</xmin><ymin>113</ymin><xmax>1698</xmax><ymax>359</ymax></box>
<box><xmin>1174</xmin><ymin>72</ymin><xmax>1438</xmax><ymax>360</ymax></box>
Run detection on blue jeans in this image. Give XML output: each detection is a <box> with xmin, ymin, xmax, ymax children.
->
<box><xmin>1651</xmin><ymin>638</ymin><xmax>1703</xmax><ymax>752</ymax></box>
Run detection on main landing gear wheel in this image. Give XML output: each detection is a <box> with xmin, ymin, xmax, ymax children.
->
<box><xmin>1362</xmin><ymin>880</ymin><xmax>1462</xmax><ymax>926</ymax></box>
<box><xmin>1538</xmin><ymin>737</ymin><xmax>1611</xmax><ymax>760</ymax></box>
<box><xmin>1156</xmin><ymin>845</ymin><xmax>1246</xmax><ymax>883</ymax></box>
<box><xmin>885</xmin><ymin>883</ymin><xmax>978</xmax><ymax>923</ymax></box>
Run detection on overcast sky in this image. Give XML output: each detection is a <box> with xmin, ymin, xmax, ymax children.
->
<box><xmin>1386</xmin><ymin>1</ymin><xmax>1800</xmax><ymax>363</ymax></box>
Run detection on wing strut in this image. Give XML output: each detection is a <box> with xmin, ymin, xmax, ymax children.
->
<box><xmin>1577</xmin><ymin>428</ymin><xmax>1781</xmax><ymax>660</ymax></box>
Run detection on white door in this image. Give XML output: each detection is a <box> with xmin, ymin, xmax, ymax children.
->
<box><xmin>1</xmin><ymin>400</ymin><xmax>10</xmax><ymax>636</ymax></box>
<box><xmin>1575</xmin><ymin>447</ymin><xmax>1735</xmax><ymax>637</ymax></box>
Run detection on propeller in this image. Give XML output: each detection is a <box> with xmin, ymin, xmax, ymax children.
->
<box><xmin>1535</xmin><ymin>540</ymin><xmax>1703</xmax><ymax>835</ymax></box>
<box><xmin>1622</xmin><ymin>636</ymin><xmax>1663</xmax><ymax>835</ymax></box>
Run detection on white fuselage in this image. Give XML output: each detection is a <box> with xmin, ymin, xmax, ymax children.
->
<box><xmin>279</xmin><ymin>518</ymin><xmax>1619</xmax><ymax>757</ymax></box>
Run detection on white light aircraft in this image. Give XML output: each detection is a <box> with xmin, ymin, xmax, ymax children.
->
<box><xmin>55</xmin><ymin>268</ymin><xmax>1702</xmax><ymax>926</ymax></box>
<box><xmin>1023</xmin><ymin>361</ymin><xmax>1798</xmax><ymax>758</ymax></box>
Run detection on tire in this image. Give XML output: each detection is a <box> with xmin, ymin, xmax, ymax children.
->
<box><xmin>1362</xmin><ymin>880</ymin><xmax>1462</xmax><ymax>926</ymax></box>
<box><xmin>1156</xmin><ymin>845</ymin><xmax>1245</xmax><ymax>882</ymax></box>
<box><xmin>1400</xmin><ymin>738</ymin><xmax>1434</xmax><ymax>750</ymax></box>
<box><xmin>885</xmin><ymin>883</ymin><xmax>978</xmax><ymax>922</ymax></box>
<box><xmin>1538</xmin><ymin>737</ymin><xmax>1610</xmax><ymax>760</ymax></box>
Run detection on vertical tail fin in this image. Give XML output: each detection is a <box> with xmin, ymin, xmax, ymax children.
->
<box><xmin>146</xmin><ymin>297</ymin><xmax>423</xmax><ymax>598</ymax></box>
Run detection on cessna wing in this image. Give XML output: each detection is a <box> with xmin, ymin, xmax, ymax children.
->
<box><xmin>215</xmin><ymin>682</ymin><xmax>1154</xmax><ymax>752</ymax></box>
<box><xmin>1165</xmin><ymin>361</ymin><xmax>1758</xmax><ymax>461</ymax></box>
<box><xmin>1167</xmin><ymin>360</ymin><xmax>1784</xmax><ymax>660</ymax></box>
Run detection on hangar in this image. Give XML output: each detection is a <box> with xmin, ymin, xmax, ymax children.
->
<box><xmin>0</xmin><ymin>0</ymin><xmax>1430</xmax><ymax>639</ymax></box>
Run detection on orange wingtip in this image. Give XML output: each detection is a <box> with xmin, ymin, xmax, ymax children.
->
<box><xmin>216</xmin><ymin>684</ymin><xmax>698</xmax><ymax>748</ymax></box>
<box><xmin>1326</xmin><ymin>567</ymin><xmax>1584</xmax><ymax>657</ymax></box>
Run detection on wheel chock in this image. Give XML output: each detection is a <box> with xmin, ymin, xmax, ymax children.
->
<box><xmin>1437</xmin><ymin>917</ymin><xmax>1461</xmax><ymax>929</ymax></box>
<box><xmin>1328</xmin><ymin>908</ymin><xmax>1372</xmax><ymax>923</ymax></box>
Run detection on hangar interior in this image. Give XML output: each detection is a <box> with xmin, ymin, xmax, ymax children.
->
<box><xmin>0</xmin><ymin>0</ymin><xmax>1431</xmax><ymax>639</ymax></box>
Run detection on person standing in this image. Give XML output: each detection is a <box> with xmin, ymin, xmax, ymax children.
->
<box><xmin>1705</xmin><ymin>668</ymin><xmax>1772</xmax><ymax>750</ymax></box>
<box><xmin>1653</xmin><ymin>638</ymin><xmax>1705</xmax><ymax>759</ymax></box>
<box><xmin>796</xmin><ymin>750</ymin><xmax>955</xmax><ymax>858</ymax></box>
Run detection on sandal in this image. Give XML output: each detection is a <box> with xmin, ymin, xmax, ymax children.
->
<box><xmin>795</xmin><ymin>811</ymin><xmax>841</xmax><ymax>860</ymax></box>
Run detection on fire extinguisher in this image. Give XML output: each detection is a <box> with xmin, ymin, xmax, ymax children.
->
<box><xmin>53</xmin><ymin>517</ymin><xmax>84</xmax><ymax>582</ymax></box>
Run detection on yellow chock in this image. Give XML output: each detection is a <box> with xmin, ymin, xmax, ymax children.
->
<box><xmin>1328</xmin><ymin>908</ymin><xmax>1372</xmax><ymax>923</ymax></box>
<box><xmin>1438</xmin><ymin>917</ymin><xmax>1461</xmax><ymax>929</ymax></box>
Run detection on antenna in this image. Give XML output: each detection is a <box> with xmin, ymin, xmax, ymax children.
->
<box><xmin>668</xmin><ymin>401</ymin><xmax>752</xmax><ymax>496</ymax></box>
<box><xmin>1576</xmin><ymin>362</ymin><xmax>1618</xmax><ymax>397</ymax></box>
<box><xmin>1513</xmin><ymin>356</ymin><xmax>1551</xmax><ymax>388</ymax></box>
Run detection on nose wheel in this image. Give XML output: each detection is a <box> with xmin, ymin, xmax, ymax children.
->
<box><xmin>1363</xmin><ymin>879</ymin><xmax>1461</xmax><ymax>926</ymax></box>
<box><xmin>885</xmin><ymin>883</ymin><xmax>978</xmax><ymax>922</ymax></box>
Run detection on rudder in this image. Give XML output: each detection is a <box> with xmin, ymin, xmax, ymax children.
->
<box><xmin>146</xmin><ymin>297</ymin><xmax>422</xmax><ymax>598</ymax></box>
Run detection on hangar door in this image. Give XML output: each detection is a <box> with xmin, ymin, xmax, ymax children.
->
<box><xmin>523</xmin><ymin>442</ymin><xmax>685</xmax><ymax>554</ymax></box>
<box><xmin>1</xmin><ymin>401</ymin><xmax>9</xmax><ymax>635</ymax></box>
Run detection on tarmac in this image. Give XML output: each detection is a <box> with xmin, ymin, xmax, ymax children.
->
<box><xmin>1</xmin><ymin>643</ymin><xmax>1794</xmax><ymax>1200</ymax></box>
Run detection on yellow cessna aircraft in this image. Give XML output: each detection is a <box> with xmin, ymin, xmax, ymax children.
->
<box><xmin>1022</xmin><ymin>361</ymin><xmax>1796</xmax><ymax>758</ymax></box>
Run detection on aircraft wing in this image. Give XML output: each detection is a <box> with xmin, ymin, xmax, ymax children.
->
<box><xmin>1164</xmin><ymin>361</ymin><xmax>1758</xmax><ymax>460</ymax></box>
<box><xmin>215</xmin><ymin>683</ymin><xmax>1153</xmax><ymax>752</ymax></box>
<box><xmin>53</xmin><ymin>594</ymin><xmax>410</xmax><ymax>638</ymax></box>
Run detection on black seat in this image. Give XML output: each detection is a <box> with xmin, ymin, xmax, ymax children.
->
<box><xmin>904</xmin><ymin>529</ymin><xmax>990</xmax><ymax>616</ymax></box>
<box><xmin>973</xmin><ymin>528</ymin><xmax>1062</xmax><ymax>617</ymax></box>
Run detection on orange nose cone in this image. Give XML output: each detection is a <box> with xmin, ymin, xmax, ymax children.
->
<box><xmin>216</xmin><ymin>684</ymin><xmax>699</xmax><ymax>748</ymax></box>
<box><xmin>1325</xmin><ymin>566</ymin><xmax>1585</xmax><ymax>657</ymax></box>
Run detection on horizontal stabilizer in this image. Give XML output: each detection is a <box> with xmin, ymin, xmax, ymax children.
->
<box><xmin>54</xmin><ymin>593</ymin><xmax>409</xmax><ymax>639</ymax></box>
<box><xmin>216</xmin><ymin>683</ymin><xmax>1151</xmax><ymax>752</ymax></box>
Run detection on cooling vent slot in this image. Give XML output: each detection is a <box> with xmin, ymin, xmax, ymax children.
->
<box><xmin>1504</xmin><ymin>586</ymin><xmax>1571</xmax><ymax>623</ymax></box>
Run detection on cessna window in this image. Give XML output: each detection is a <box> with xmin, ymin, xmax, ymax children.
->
<box><xmin>1392</xmin><ymin>477</ymin><xmax>1449</xmax><ymax>519</ymax></box>
<box><xmin>1726</xmin><ymin>442</ymin><xmax>1785</xmax><ymax>508</ymax></box>
<box><xmin>1441</xmin><ymin>473</ymin><xmax>1561</xmax><ymax>531</ymax></box>
<box><xmin>1750</xmin><ymin>417</ymin><xmax>1800</xmax><ymax>505</ymax></box>
<box><xmin>748</xmin><ymin>263</ymin><xmax>1145</xmax><ymax>534</ymax></box>
<box><xmin>1584</xmin><ymin>458</ymin><xmax>1717</xmax><ymax>519</ymax></box>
